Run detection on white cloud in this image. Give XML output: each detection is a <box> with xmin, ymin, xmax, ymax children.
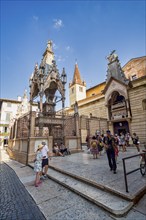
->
<box><xmin>33</xmin><ymin>16</ymin><xmax>39</xmax><ymax>21</ymax></box>
<box><xmin>57</xmin><ymin>55</ymin><xmax>65</xmax><ymax>62</ymax></box>
<box><xmin>53</xmin><ymin>19</ymin><xmax>64</xmax><ymax>29</ymax></box>
<box><xmin>65</xmin><ymin>46</ymin><xmax>70</xmax><ymax>51</ymax></box>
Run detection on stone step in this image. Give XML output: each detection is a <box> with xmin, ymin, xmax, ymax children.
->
<box><xmin>47</xmin><ymin>167</ymin><xmax>133</xmax><ymax>217</ymax></box>
<box><xmin>49</xmin><ymin>165</ymin><xmax>134</xmax><ymax>201</ymax></box>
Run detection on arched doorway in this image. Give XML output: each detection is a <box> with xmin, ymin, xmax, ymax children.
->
<box><xmin>113</xmin><ymin>121</ymin><xmax>129</xmax><ymax>135</ymax></box>
<box><xmin>107</xmin><ymin>91</ymin><xmax>130</xmax><ymax>135</ymax></box>
<box><xmin>108</xmin><ymin>91</ymin><xmax>128</xmax><ymax>120</ymax></box>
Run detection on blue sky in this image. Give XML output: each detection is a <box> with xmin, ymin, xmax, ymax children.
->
<box><xmin>1</xmin><ymin>0</ymin><xmax>145</xmax><ymax>107</ymax></box>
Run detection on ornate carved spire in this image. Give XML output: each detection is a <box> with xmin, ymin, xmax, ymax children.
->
<box><xmin>23</xmin><ymin>89</ymin><xmax>27</xmax><ymax>99</ymax></box>
<box><xmin>42</xmin><ymin>40</ymin><xmax>54</xmax><ymax>66</ymax></box>
<box><xmin>106</xmin><ymin>50</ymin><xmax>129</xmax><ymax>84</ymax></box>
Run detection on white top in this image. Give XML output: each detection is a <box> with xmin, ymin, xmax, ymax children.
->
<box><xmin>41</xmin><ymin>145</ymin><xmax>49</xmax><ymax>158</ymax></box>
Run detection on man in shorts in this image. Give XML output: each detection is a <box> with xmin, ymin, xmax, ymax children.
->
<box><xmin>41</xmin><ymin>141</ymin><xmax>50</xmax><ymax>179</ymax></box>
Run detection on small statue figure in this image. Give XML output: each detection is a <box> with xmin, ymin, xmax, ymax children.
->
<box><xmin>47</xmin><ymin>40</ymin><xmax>53</xmax><ymax>52</ymax></box>
<box><xmin>107</xmin><ymin>50</ymin><xmax>118</xmax><ymax>63</ymax></box>
<box><xmin>74</xmin><ymin>101</ymin><xmax>78</xmax><ymax>114</ymax></box>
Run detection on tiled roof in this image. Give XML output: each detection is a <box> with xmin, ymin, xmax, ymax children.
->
<box><xmin>72</xmin><ymin>63</ymin><xmax>82</xmax><ymax>84</ymax></box>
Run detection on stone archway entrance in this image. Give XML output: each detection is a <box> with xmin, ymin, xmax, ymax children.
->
<box><xmin>113</xmin><ymin>121</ymin><xmax>129</xmax><ymax>135</ymax></box>
<box><xmin>108</xmin><ymin>91</ymin><xmax>128</xmax><ymax>121</ymax></box>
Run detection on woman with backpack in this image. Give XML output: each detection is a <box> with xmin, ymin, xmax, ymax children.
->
<box><xmin>90</xmin><ymin>136</ymin><xmax>99</xmax><ymax>159</ymax></box>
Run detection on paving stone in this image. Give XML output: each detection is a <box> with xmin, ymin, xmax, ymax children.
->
<box><xmin>112</xmin><ymin>210</ymin><xmax>146</xmax><ymax>220</ymax></box>
<box><xmin>47</xmin><ymin>147</ymin><xmax>146</xmax><ymax>198</ymax></box>
<box><xmin>46</xmin><ymin>168</ymin><xmax>133</xmax><ymax>216</ymax></box>
<box><xmin>48</xmin><ymin>201</ymin><xmax>113</xmax><ymax>220</ymax></box>
<box><xmin>133</xmin><ymin>194</ymin><xmax>146</xmax><ymax>215</ymax></box>
<box><xmin>1</xmin><ymin>147</ymin><xmax>146</xmax><ymax>220</ymax></box>
<box><xmin>0</xmin><ymin>162</ymin><xmax>45</xmax><ymax>220</ymax></box>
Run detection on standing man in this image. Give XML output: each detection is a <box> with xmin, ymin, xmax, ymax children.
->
<box><xmin>132</xmin><ymin>133</ymin><xmax>140</xmax><ymax>152</ymax></box>
<box><xmin>103</xmin><ymin>130</ymin><xmax>117</xmax><ymax>174</ymax></box>
<box><xmin>41</xmin><ymin>141</ymin><xmax>50</xmax><ymax>179</ymax></box>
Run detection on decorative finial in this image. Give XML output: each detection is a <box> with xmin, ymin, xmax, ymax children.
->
<box><xmin>47</xmin><ymin>40</ymin><xmax>53</xmax><ymax>51</ymax></box>
<box><xmin>23</xmin><ymin>89</ymin><xmax>27</xmax><ymax>98</ymax></box>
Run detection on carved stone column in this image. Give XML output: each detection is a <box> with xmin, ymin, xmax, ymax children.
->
<box><xmin>39</xmin><ymin>92</ymin><xmax>43</xmax><ymax>113</ymax></box>
<box><xmin>48</xmin><ymin>136</ymin><xmax>53</xmax><ymax>151</ymax></box>
<box><xmin>14</xmin><ymin>119</ymin><xmax>18</xmax><ymax>139</ymax></box>
<box><xmin>39</xmin><ymin>124</ymin><xmax>44</xmax><ymax>136</ymax></box>
<box><xmin>126</xmin><ymin>99</ymin><xmax>131</xmax><ymax>118</ymax></box>
<box><xmin>30</xmin><ymin>112</ymin><xmax>36</xmax><ymax>137</ymax></box>
<box><xmin>48</xmin><ymin>125</ymin><xmax>53</xmax><ymax>136</ymax></box>
<box><xmin>74</xmin><ymin>113</ymin><xmax>80</xmax><ymax>136</ymax></box>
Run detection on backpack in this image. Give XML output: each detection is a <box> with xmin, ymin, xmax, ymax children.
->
<box><xmin>133</xmin><ymin>136</ymin><xmax>138</xmax><ymax>145</ymax></box>
<box><xmin>92</xmin><ymin>141</ymin><xmax>97</xmax><ymax>148</ymax></box>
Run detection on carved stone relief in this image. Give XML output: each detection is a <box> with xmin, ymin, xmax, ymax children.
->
<box><xmin>105</xmin><ymin>79</ymin><xmax>128</xmax><ymax>105</ymax></box>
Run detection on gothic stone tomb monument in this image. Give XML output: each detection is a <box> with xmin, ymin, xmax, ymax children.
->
<box><xmin>8</xmin><ymin>41</ymin><xmax>82</xmax><ymax>164</ymax></box>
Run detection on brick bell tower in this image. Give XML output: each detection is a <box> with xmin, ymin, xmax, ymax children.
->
<box><xmin>69</xmin><ymin>62</ymin><xmax>86</xmax><ymax>107</ymax></box>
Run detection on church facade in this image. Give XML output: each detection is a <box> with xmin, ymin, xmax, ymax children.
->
<box><xmin>67</xmin><ymin>54</ymin><xmax>146</xmax><ymax>144</ymax></box>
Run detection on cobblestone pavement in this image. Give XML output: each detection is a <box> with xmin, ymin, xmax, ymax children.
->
<box><xmin>1</xmin><ymin>147</ymin><xmax>146</xmax><ymax>220</ymax></box>
<box><xmin>0</xmin><ymin>162</ymin><xmax>46</xmax><ymax>220</ymax></box>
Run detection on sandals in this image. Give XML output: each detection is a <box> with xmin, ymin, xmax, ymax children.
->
<box><xmin>35</xmin><ymin>181</ymin><xmax>42</xmax><ymax>187</ymax></box>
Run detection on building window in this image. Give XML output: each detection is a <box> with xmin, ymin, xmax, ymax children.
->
<box><xmin>79</xmin><ymin>86</ymin><xmax>83</xmax><ymax>92</ymax></box>
<box><xmin>6</xmin><ymin>113</ymin><xmax>11</xmax><ymax>122</ymax></box>
<box><xmin>131</xmin><ymin>74</ymin><xmax>137</xmax><ymax>80</ymax></box>
<box><xmin>5</xmin><ymin>127</ymin><xmax>7</xmax><ymax>132</ymax></box>
<box><xmin>92</xmin><ymin>93</ymin><xmax>95</xmax><ymax>96</ymax></box>
<box><xmin>7</xmin><ymin>102</ymin><xmax>11</xmax><ymax>107</ymax></box>
<box><xmin>72</xmin><ymin>88</ymin><xmax>74</xmax><ymax>94</ymax></box>
<box><xmin>142</xmin><ymin>99</ymin><xmax>146</xmax><ymax>110</ymax></box>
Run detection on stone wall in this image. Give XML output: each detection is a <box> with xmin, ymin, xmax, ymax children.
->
<box><xmin>7</xmin><ymin>138</ymin><xmax>28</xmax><ymax>164</ymax></box>
<box><xmin>78</xmin><ymin>97</ymin><xmax>107</xmax><ymax>118</ymax></box>
<box><xmin>7</xmin><ymin>137</ymin><xmax>52</xmax><ymax>165</ymax></box>
<box><xmin>123</xmin><ymin>57</ymin><xmax>146</xmax><ymax>80</ymax></box>
<box><xmin>79</xmin><ymin>116</ymin><xmax>108</xmax><ymax>143</ymax></box>
<box><xmin>65</xmin><ymin>136</ymin><xmax>82</xmax><ymax>153</ymax></box>
<box><xmin>88</xmin><ymin>117</ymin><xmax>108</xmax><ymax>137</ymax></box>
<box><xmin>129</xmin><ymin>79</ymin><xmax>146</xmax><ymax>143</ymax></box>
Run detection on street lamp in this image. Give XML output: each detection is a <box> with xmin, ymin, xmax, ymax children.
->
<box><xmin>61</xmin><ymin>67</ymin><xmax>67</xmax><ymax>110</ymax></box>
<box><xmin>61</xmin><ymin>68</ymin><xmax>67</xmax><ymax>85</ymax></box>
